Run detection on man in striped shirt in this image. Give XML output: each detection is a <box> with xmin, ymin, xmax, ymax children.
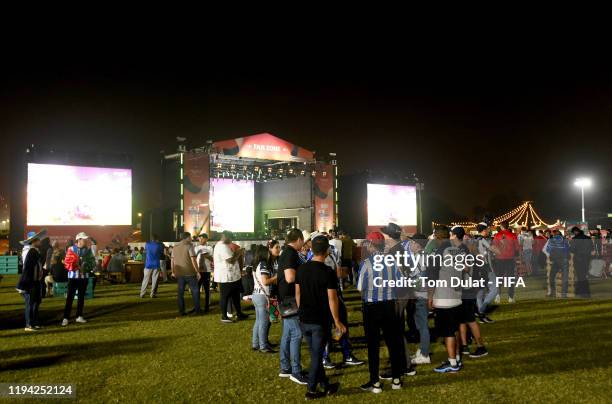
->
<box><xmin>357</xmin><ymin>232</ymin><xmax>404</xmax><ymax>394</ymax></box>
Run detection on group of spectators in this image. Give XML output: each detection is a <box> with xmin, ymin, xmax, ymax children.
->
<box><xmin>16</xmin><ymin>231</ymin><xmax>97</xmax><ymax>331</ymax></box>
<box><xmin>12</xmin><ymin>221</ymin><xmax>612</xmax><ymax>399</ymax></box>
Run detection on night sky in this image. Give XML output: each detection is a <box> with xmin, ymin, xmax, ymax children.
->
<box><xmin>1</xmin><ymin>47</ymin><xmax>611</xmax><ymax>228</ymax></box>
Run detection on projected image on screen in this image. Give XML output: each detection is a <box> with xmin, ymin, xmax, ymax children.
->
<box><xmin>27</xmin><ymin>163</ymin><xmax>132</xmax><ymax>226</ymax></box>
<box><xmin>367</xmin><ymin>183</ymin><xmax>417</xmax><ymax>226</ymax></box>
<box><xmin>210</xmin><ymin>179</ymin><xmax>254</xmax><ymax>232</ymax></box>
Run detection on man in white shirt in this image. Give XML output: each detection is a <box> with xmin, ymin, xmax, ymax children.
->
<box><xmin>329</xmin><ymin>231</ymin><xmax>343</xmax><ymax>259</ymax></box>
<box><xmin>195</xmin><ymin>233</ymin><xmax>213</xmax><ymax>312</ymax></box>
<box><xmin>213</xmin><ymin>231</ymin><xmax>247</xmax><ymax>323</ymax></box>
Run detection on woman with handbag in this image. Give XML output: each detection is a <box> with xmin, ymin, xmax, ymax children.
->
<box><xmin>251</xmin><ymin>245</ymin><xmax>278</xmax><ymax>353</ymax></box>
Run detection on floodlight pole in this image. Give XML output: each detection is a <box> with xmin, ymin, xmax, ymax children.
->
<box><xmin>580</xmin><ymin>185</ymin><xmax>585</xmax><ymax>223</ymax></box>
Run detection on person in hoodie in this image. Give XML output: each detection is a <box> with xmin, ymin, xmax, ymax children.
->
<box><xmin>16</xmin><ymin>231</ymin><xmax>45</xmax><ymax>331</ymax></box>
<box><xmin>543</xmin><ymin>230</ymin><xmax>571</xmax><ymax>298</ymax></box>
<box><xmin>492</xmin><ymin>221</ymin><xmax>520</xmax><ymax>303</ymax></box>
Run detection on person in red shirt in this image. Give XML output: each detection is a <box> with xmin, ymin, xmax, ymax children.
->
<box><xmin>492</xmin><ymin>222</ymin><xmax>520</xmax><ymax>303</ymax></box>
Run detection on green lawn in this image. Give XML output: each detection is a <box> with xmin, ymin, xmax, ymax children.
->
<box><xmin>1</xmin><ymin>274</ymin><xmax>611</xmax><ymax>403</ymax></box>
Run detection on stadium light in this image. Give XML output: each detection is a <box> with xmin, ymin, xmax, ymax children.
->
<box><xmin>574</xmin><ymin>178</ymin><xmax>592</xmax><ymax>222</ymax></box>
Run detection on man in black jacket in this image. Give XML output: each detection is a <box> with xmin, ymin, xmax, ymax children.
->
<box><xmin>16</xmin><ymin>235</ymin><xmax>44</xmax><ymax>332</ymax></box>
<box><xmin>570</xmin><ymin>227</ymin><xmax>593</xmax><ymax>298</ymax></box>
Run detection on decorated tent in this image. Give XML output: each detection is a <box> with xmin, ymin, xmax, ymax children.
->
<box><xmin>433</xmin><ymin>201</ymin><xmax>561</xmax><ymax>231</ymax></box>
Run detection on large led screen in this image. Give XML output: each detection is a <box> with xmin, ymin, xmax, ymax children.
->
<box><xmin>210</xmin><ymin>178</ymin><xmax>254</xmax><ymax>232</ymax></box>
<box><xmin>367</xmin><ymin>183</ymin><xmax>417</xmax><ymax>226</ymax></box>
<box><xmin>27</xmin><ymin>163</ymin><xmax>132</xmax><ymax>226</ymax></box>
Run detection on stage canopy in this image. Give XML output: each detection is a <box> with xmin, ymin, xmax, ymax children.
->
<box><xmin>212</xmin><ymin>132</ymin><xmax>315</xmax><ymax>163</ymax></box>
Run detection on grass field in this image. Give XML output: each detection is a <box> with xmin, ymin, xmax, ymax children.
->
<box><xmin>1</xmin><ymin>274</ymin><xmax>611</xmax><ymax>403</ymax></box>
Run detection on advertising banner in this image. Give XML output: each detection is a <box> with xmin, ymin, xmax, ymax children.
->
<box><xmin>314</xmin><ymin>162</ymin><xmax>335</xmax><ymax>232</ymax></box>
<box><xmin>213</xmin><ymin>133</ymin><xmax>314</xmax><ymax>162</ymax></box>
<box><xmin>183</xmin><ymin>152</ymin><xmax>210</xmax><ymax>236</ymax></box>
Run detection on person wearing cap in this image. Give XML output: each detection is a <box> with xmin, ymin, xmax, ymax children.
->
<box><xmin>380</xmin><ymin>222</ymin><xmax>416</xmax><ymax>378</ymax></box>
<box><xmin>474</xmin><ymin>223</ymin><xmax>498</xmax><ymax>324</ymax></box>
<box><xmin>357</xmin><ymin>231</ymin><xmax>404</xmax><ymax>393</ymax></box>
<box><xmin>16</xmin><ymin>232</ymin><xmax>44</xmax><ymax>331</ymax></box>
<box><xmin>61</xmin><ymin>232</ymin><xmax>96</xmax><ymax>326</ymax></box>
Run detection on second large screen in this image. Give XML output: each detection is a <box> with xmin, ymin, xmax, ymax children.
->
<box><xmin>210</xmin><ymin>178</ymin><xmax>254</xmax><ymax>232</ymax></box>
<box><xmin>27</xmin><ymin>163</ymin><xmax>132</xmax><ymax>226</ymax></box>
<box><xmin>367</xmin><ymin>183</ymin><xmax>417</xmax><ymax>226</ymax></box>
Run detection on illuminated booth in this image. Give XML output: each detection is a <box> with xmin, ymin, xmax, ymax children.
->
<box><xmin>178</xmin><ymin>133</ymin><xmax>338</xmax><ymax>239</ymax></box>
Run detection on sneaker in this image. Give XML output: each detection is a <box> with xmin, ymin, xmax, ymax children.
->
<box><xmin>289</xmin><ymin>373</ymin><xmax>308</xmax><ymax>385</ymax></box>
<box><xmin>33</xmin><ymin>325</ymin><xmax>43</xmax><ymax>330</ymax></box>
<box><xmin>411</xmin><ymin>352</ymin><xmax>431</xmax><ymax>364</ymax></box>
<box><xmin>322</xmin><ymin>358</ymin><xmax>336</xmax><ymax>369</ymax></box>
<box><xmin>461</xmin><ymin>345</ymin><xmax>470</xmax><ymax>355</ymax></box>
<box><xmin>236</xmin><ymin>313</ymin><xmax>249</xmax><ymax>320</ymax></box>
<box><xmin>469</xmin><ymin>346</ymin><xmax>489</xmax><ymax>358</ymax></box>
<box><xmin>360</xmin><ymin>381</ymin><xmax>382</xmax><ymax>394</ymax></box>
<box><xmin>259</xmin><ymin>347</ymin><xmax>277</xmax><ymax>354</ymax></box>
<box><xmin>477</xmin><ymin>314</ymin><xmax>486</xmax><ymax>324</ymax></box>
<box><xmin>226</xmin><ymin>312</ymin><xmax>234</xmax><ymax>318</ymax></box>
<box><xmin>252</xmin><ymin>346</ymin><xmax>259</xmax><ymax>351</ymax></box>
<box><xmin>75</xmin><ymin>316</ymin><xmax>87</xmax><ymax>324</ymax></box>
<box><xmin>305</xmin><ymin>391</ymin><xmax>325</xmax><ymax>400</ymax></box>
<box><xmin>61</xmin><ymin>318</ymin><xmax>69</xmax><ymax>327</ymax></box>
<box><xmin>494</xmin><ymin>295</ymin><xmax>501</xmax><ymax>304</ymax></box>
<box><xmin>379</xmin><ymin>371</ymin><xmax>393</xmax><ymax>381</ymax></box>
<box><xmin>392</xmin><ymin>378</ymin><xmax>402</xmax><ymax>390</ymax></box>
<box><xmin>343</xmin><ymin>355</ymin><xmax>364</xmax><ymax>366</ymax></box>
<box><xmin>24</xmin><ymin>326</ymin><xmax>37</xmax><ymax>332</ymax></box>
<box><xmin>404</xmin><ymin>367</ymin><xmax>417</xmax><ymax>376</ymax></box>
<box><xmin>481</xmin><ymin>315</ymin><xmax>495</xmax><ymax>324</ymax></box>
<box><xmin>221</xmin><ymin>318</ymin><xmax>233</xmax><ymax>323</ymax></box>
<box><xmin>508</xmin><ymin>297</ymin><xmax>516</xmax><ymax>304</ymax></box>
<box><xmin>278</xmin><ymin>370</ymin><xmax>292</xmax><ymax>378</ymax></box>
<box><xmin>433</xmin><ymin>361</ymin><xmax>461</xmax><ymax>373</ymax></box>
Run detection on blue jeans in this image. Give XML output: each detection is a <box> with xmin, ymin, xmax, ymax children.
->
<box><xmin>177</xmin><ymin>275</ymin><xmax>200</xmax><ymax>314</ymax></box>
<box><xmin>252</xmin><ymin>294</ymin><xmax>271</xmax><ymax>350</ymax></box>
<box><xmin>477</xmin><ymin>269</ymin><xmax>499</xmax><ymax>314</ymax></box>
<box><xmin>414</xmin><ymin>298</ymin><xmax>430</xmax><ymax>355</ymax></box>
<box><xmin>301</xmin><ymin>322</ymin><xmax>329</xmax><ymax>392</ymax></box>
<box><xmin>22</xmin><ymin>290</ymin><xmax>41</xmax><ymax>328</ymax></box>
<box><xmin>280</xmin><ymin>316</ymin><xmax>302</xmax><ymax>376</ymax></box>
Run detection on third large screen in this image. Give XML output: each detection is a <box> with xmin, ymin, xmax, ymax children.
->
<box><xmin>367</xmin><ymin>183</ymin><xmax>417</xmax><ymax>226</ymax></box>
<box><xmin>210</xmin><ymin>178</ymin><xmax>254</xmax><ymax>232</ymax></box>
<box><xmin>27</xmin><ymin>163</ymin><xmax>132</xmax><ymax>226</ymax></box>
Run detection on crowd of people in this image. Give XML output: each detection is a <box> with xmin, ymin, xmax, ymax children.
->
<box><xmin>12</xmin><ymin>221</ymin><xmax>612</xmax><ymax>399</ymax></box>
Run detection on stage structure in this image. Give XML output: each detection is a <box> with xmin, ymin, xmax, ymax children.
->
<box><xmin>169</xmin><ymin>133</ymin><xmax>338</xmax><ymax>240</ymax></box>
